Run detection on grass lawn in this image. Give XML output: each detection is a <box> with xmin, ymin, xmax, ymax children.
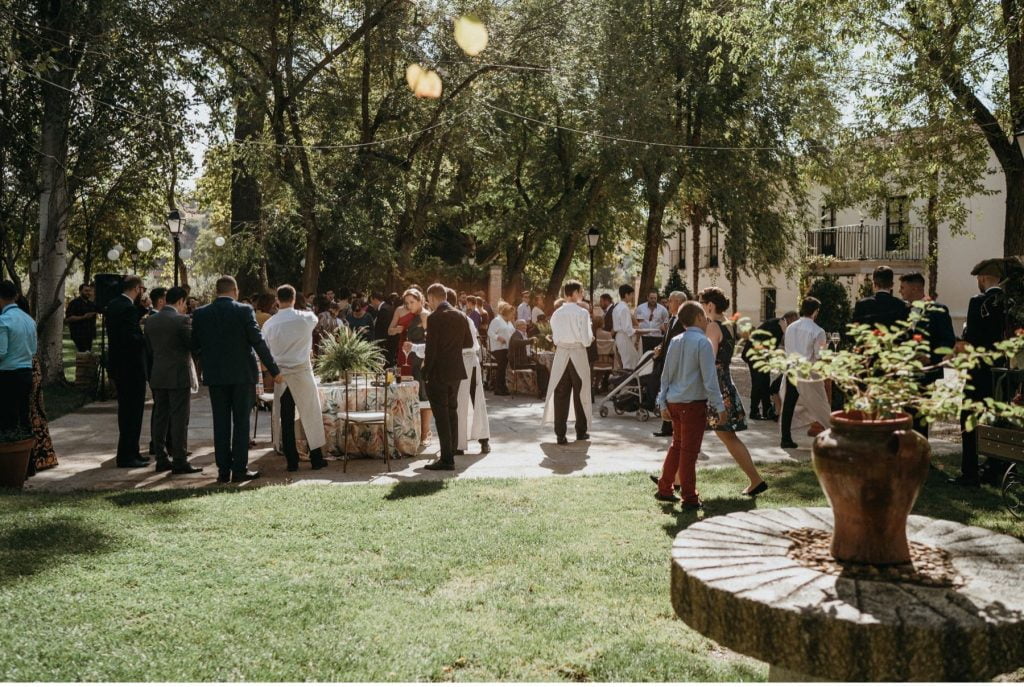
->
<box><xmin>1</xmin><ymin>457</ymin><xmax>1021</xmax><ymax>682</ymax></box>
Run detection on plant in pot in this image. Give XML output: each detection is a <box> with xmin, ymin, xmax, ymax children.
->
<box><xmin>0</xmin><ymin>426</ymin><xmax>35</xmax><ymax>490</ymax></box>
<box><xmin>747</xmin><ymin>306</ymin><xmax>1024</xmax><ymax>566</ymax></box>
<box><xmin>314</xmin><ymin>327</ymin><xmax>385</xmax><ymax>383</ymax></box>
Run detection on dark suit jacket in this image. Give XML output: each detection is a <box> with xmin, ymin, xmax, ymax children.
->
<box><xmin>105</xmin><ymin>293</ymin><xmax>147</xmax><ymax>377</ymax></box>
<box><xmin>423</xmin><ymin>302</ymin><xmax>472</xmax><ymax>384</ymax></box>
<box><xmin>373</xmin><ymin>303</ymin><xmax>393</xmax><ymax>342</ymax></box>
<box><xmin>852</xmin><ymin>291</ymin><xmax>911</xmax><ymax>329</ymax></box>
<box><xmin>145</xmin><ymin>306</ymin><xmax>193</xmax><ymax>389</ymax></box>
<box><xmin>962</xmin><ymin>287</ymin><xmax>1007</xmax><ymax>399</ymax></box>
<box><xmin>191</xmin><ymin>297</ymin><xmax>279</xmax><ymax>386</ymax></box>
<box><xmin>652</xmin><ymin>314</ymin><xmax>687</xmax><ymax>375</ymax></box>
<box><xmin>909</xmin><ymin>301</ymin><xmax>956</xmax><ymax>380</ymax></box>
<box><xmin>509</xmin><ymin>330</ymin><xmax>534</xmax><ymax>370</ymax></box>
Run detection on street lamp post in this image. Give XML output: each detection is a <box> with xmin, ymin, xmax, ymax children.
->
<box><xmin>167</xmin><ymin>209</ymin><xmax>183</xmax><ymax>287</ymax></box>
<box><xmin>587</xmin><ymin>226</ymin><xmax>600</xmax><ymax>303</ymax></box>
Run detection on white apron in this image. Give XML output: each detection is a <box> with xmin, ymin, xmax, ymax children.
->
<box><xmin>457</xmin><ymin>349</ymin><xmax>490</xmax><ymax>449</ymax></box>
<box><xmin>272</xmin><ymin>363</ymin><xmax>326</xmax><ymax>451</ymax></box>
<box><xmin>615</xmin><ymin>331</ymin><xmax>639</xmax><ymax>370</ymax></box>
<box><xmin>543</xmin><ymin>343</ymin><xmax>593</xmax><ymax>429</ymax></box>
<box><xmin>780</xmin><ymin>374</ymin><xmax>831</xmax><ymax>438</ymax></box>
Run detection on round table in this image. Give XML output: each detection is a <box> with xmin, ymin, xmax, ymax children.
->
<box><xmin>671</xmin><ymin>507</ymin><xmax>1024</xmax><ymax>681</ymax></box>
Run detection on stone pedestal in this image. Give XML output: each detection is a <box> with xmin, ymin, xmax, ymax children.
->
<box><xmin>671</xmin><ymin>507</ymin><xmax>1024</xmax><ymax>681</ymax></box>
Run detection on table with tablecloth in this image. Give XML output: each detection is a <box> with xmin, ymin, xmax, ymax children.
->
<box><xmin>285</xmin><ymin>379</ymin><xmax>421</xmax><ymax>459</ymax></box>
<box><xmin>506</xmin><ymin>349</ymin><xmax>555</xmax><ymax>396</ymax></box>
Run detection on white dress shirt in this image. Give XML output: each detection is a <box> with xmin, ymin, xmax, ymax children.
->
<box><xmin>611</xmin><ymin>301</ymin><xmax>635</xmax><ymax>337</ymax></box>
<box><xmin>550</xmin><ymin>302</ymin><xmax>594</xmax><ymax>347</ymax></box>
<box><xmin>516</xmin><ymin>302</ymin><xmax>532</xmax><ymax>323</ymax></box>
<box><xmin>262</xmin><ymin>306</ymin><xmax>317</xmax><ymax>369</ymax></box>
<box><xmin>635</xmin><ymin>302</ymin><xmax>669</xmax><ymax>330</ymax></box>
<box><xmin>488</xmin><ymin>315</ymin><xmax>515</xmax><ymax>351</ymax></box>
<box><xmin>784</xmin><ymin>316</ymin><xmax>827</xmax><ymax>362</ymax></box>
<box><xmin>531</xmin><ymin>306</ymin><xmax>545</xmax><ymax>322</ymax></box>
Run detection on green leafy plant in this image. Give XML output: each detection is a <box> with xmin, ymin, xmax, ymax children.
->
<box><xmin>806</xmin><ymin>276</ymin><xmax>851</xmax><ymax>337</ymax></box>
<box><xmin>662</xmin><ymin>267</ymin><xmax>691</xmax><ymax>300</ymax></box>
<box><xmin>746</xmin><ymin>305</ymin><xmax>1024</xmax><ymax>430</ymax></box>
<box><xmin>314</xmin><ymin>327</ymin><xmax>385</xmax><ymax>382</ymax></box>
<box><xmin>0</xmin><ymin>426</ymin><xmax>33</xmax><ymax>443</ymax></box>
<box><xmin>531</xmin><ymin>322</ymin><xmax>555</xmax><ymax>352</ymax></box>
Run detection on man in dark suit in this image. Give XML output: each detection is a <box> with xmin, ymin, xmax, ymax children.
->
<box><xmin>650</xmin><ymin>291</ymin><xmax>690</xmax><ymax>437</ymax></box>
<box><xmin>105</xmin><ymin>275</ymin><xmax>150</xmax><ymax>468</ymax></box>
<box><xmin>852</xmin><ymin>265</ymin><xmax>911</xmax><ymax>329</ymax></box>
<box><xmin>144</xmin><ymin>286</ymin><xmax>201</xmax><ymax>474</ymax></box>
<box><xmin>951</xmin><ymin>259</ymin><xmax>1008</xmax><ymax>487</ymax></box>
<box><xmin>742</xmin><ymin>310</ymin><xmax>797</xmax><ymax>421</ymax></box>
<box><xmin>509</xmin><ymin>319</ymin><xmax>549</xmax><ymax>397</ymax></box>
<box><xmin>191</xmin><ymin>276</ymin><xmax>281</xmax><ymax>483</ymax></box>
<box><xmin>421</xmin><ymin>282</ymin><xmax>472</xmax><ymax>471</ymax></box>
<box><xmin>897</xmin><ymin>273</ymin><xmax>956</xmax><ymax>438</ymax></box>
<box><xmin>370</xmin><ymin>291</ymin><xmax>394</xmax><ymax>365</ymax></box>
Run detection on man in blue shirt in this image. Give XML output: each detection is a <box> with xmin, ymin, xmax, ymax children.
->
<box><xmin>652</xmin><ymin>301</ymin><xmax>727</xmax><ymax>509</ymax></box>
<box><xmin>0</xmin><ymin>280</ymin><xmax>37</xmax><ymax>434</ymax></box>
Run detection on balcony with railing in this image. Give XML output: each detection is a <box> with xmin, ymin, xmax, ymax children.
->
<box><xmin>806</xmin><ymin>223</ymin><xmax>926</xmax><ymax>262</ymax></box>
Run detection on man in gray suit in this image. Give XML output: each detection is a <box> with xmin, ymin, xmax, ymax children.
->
<box><xmin>144</xmin><ymin>286</ymin><xmax>201</xmax><ymax>474</ymax></box>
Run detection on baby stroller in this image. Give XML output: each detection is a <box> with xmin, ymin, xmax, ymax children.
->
<box><xmin>598</xmin><ymin>349</ymin><xmax>657</xmax><ymax>422</ymax></box>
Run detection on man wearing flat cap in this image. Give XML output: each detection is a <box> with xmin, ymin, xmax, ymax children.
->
<box><xmin>950</xmin><ymin>258</ymin><xmax>1007</xmax><ymax>487</ymax></box>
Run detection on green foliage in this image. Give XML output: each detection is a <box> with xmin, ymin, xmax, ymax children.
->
<box><xmin>662</xmin><ymin>267</ymin><xmax>691</xmax><ymax>300</ymax></box>
<box><xmin>314</xmin><ymin>327</ymin><xmax>385</xmax><ymax>382</ymax></box>
<box><xmin>806</xmin><ymin>276</ymin><xmax>851</xmax><ymax>336</ymax></box>
<box><xmin>531</xmin><ymin>322</ymin><xmax>555</xmax><ymax>352</ymax></box>
<box><xmin>748</xmin><ymin>305</ymin><xmax>1024</xmax><ymax>426</ymax></box>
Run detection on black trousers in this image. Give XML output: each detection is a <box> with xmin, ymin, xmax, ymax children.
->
<box><xmin>112</xmin><ymin>365</ymin><xmax>147</xmax><ymax>461</ymax></box>
<box><xmin>426</xmin><ymin>379</ymin><xmax>459</xmax><ymax>464</ymax></box>
<box><xmin>208</xmin><ymin>384</ymin><xmax>252</xmax><ymax>475</ymax></box>
<box><xmin>280</xmin><ymin>386</ymin><xmax>324</xmax><ymax>468</ymax></box>
<box><xmin>748</xmin><ymin>362</ymin><xmax>772</xmax><ymax>417</ymax></box>
<box><xmin>554</xmin><ymin>361</ymin><xmax>587</xmax><ymax>439</ymax></box>
<box><xmin>780</xmin><ymin>377</ymin><xmax>800</xmax><ymax>443</ymax></box>
<box><xmin>71</xmin><ymin>334</ymin><xmax>94</xmax><ymax>353</ymax></box>
<box><xmin>493</xmin><ymin>349</ymin><xmax>509</xmax><ymax>393</ymax></box>
<box><xmin>960</xmin><ymin>367</ymin><xmax>994</xmax><ymax>480</ymax></box>
<box><xmin>0</xmin><ymin>368</ymin><xmax>32</xmax><ymax>433</ymax></box>
<box><xmin>151</xmin><ymin>387</ymin><xmax>190</xmax><ymax>465</ymax></box>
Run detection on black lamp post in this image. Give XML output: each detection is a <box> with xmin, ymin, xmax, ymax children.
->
<box><xmin>587</xmin><ymin>226</ymin><xmax>600</xmax><ymax>303</ymax></box>
<box><xmin>167</xmin><ymin>209</ymin><xmax>183</xmax><ymax>287</ymax></box>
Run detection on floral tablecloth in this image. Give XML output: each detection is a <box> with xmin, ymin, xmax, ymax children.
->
<box><xmin>292</xmin><ymin>380</ymin><xmax>421</xmax><ymax>459</ymax></box>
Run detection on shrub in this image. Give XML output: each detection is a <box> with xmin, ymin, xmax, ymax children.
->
<box><xmin>314</xmin><ymin>327</ymin><xmax>385</xmax><ymax>382</ymax></box>
<box><xmin>807</xmin><ymin>276</ymin><xmax>851</xmax><ymax>336</ymax></box>
<box><xmin>662</xmin><ymin>267</ymin><xmax>691</xmax><ymax>300</ymax></box>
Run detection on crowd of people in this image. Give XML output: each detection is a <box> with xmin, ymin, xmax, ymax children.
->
<box><xmin>0</xmin><ymin>258</ymin><xmax>1016</xmax><ymax>500</ymax></box>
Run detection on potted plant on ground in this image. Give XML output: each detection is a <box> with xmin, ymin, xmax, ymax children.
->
<box><xmin>0</xmin><ymin>426</ymin><xmax>35</xmax><ymax>490</ymax></box>
<box><xmin>747</xmin><ymin>306</ymin><xmax>1024</xmax><ymax>565</ymax></box>
<box><xmin>314</xmin><ymin>327</ymin><xmax>385</xmax><ymax>383</ymax></box>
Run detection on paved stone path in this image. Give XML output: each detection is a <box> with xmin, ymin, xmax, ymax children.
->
<box><xmin>28</xmin><ymin>361</ymin><xmax>961</xmax><ymax>492</ymax></box>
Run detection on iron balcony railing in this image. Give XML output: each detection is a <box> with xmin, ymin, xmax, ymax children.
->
<box><xmin>806</xmin><ymin>223</ymin><xmax>927</xmax><ymax>261</ymax></box>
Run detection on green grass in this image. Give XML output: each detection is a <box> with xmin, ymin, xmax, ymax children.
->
<box><xmin>0</xmin><ymin>461</ymin><xmax>1020</xmax><ymax>682</ymax></box>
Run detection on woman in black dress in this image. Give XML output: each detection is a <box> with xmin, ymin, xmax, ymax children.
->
<box><xmin>698</xmin><ymin>287</ymin><xmax>767</xmax><ymax>497</ymax></box>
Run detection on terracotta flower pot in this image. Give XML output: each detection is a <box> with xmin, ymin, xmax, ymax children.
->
<box><xmin>812</xmin><ymin>411</ymin><xmax>931</xmax><ymax>565</ymax></box>
<box><xmin>0</xmin><ymin>438</ymin><xmax>34</xmax><ymax>490</ymax></box>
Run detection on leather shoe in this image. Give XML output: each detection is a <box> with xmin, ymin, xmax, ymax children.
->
<box><xmin>556</xmin><ymin>436</ymin><xmax>568</xmax><ymax>445</ymax></box>
<box><xmin>780</xmin><ymin>439</ymin><xmax>798</xmax><ymax>449</ymax></box>
<box><xmin>454</xmin><ymin>449</ymin><xmax>466</xmax><ymax>456</ymax></box>
<box><xmin>743</xmin><ymin>481</ymin><xmax>768</xmax><ymax>497</ymax></box>
<box><xmin>116</xmin><ymin>458</ymin><xmax>150</xmax><ymax>469</ymax></box>
<box><xmin>423</xmin><ymin>460</ymin><xmax>455</xmax><ymax>471</ymax></box>
<box><xmin>171</xmin><ymin>463</ymin><xmax>203</xmax><ymax>475</ymax></box>
<box><xmin>680</xmin><ymin>500</ymin><xmax>704</xmax><ymax>511</ymax></box>
<box><xmin>948</xmin><ymin>475</ymin><xmax>980</xmax><ymax>487</ymax></box>
<box><xmin>231</xmin><ymin>470</ymin><xmax>260</xmax><ymax>483</ymax></box>
<box><xmin>286</xmin><ymin>463</ymin><xmax>299</xmax><ymax>472</ymax></box>
<box><xmin>654</xmin><ymin>491</ymin><xmax>679</xmax><ymax>503</ymax></box>
<box><xmin>217</xmin><ymin>471</ymin><xmax>230</xmax><ymax>483</ymax></box>
<box><xmin>648</xmin><ymin>474</ymin><xmax>680</xmax><ymax>493</ymax></box>
<box><xmin>154</xmin><ymin>461</ymin><xmax>173</xmax><ymax>472</ymax></box>
<box><xmin>311</xmin><ymin>459</ymin><xmax>328</xmax><ymax>470</ymax></box>
<box><xmin>652</xmin><ymin>430</ymin><xmax>672</xmax><ymax>437</ymax></box>
<box><xmin>748</xmin><ymin>412</ymin><xmax>763</xmax><ymax>421</ymax></box>
<box><xmin>576</xmin><ymin>433</ymin><xmax>590</xmax><ymax>441</ymax></box>
<box><xmin>479</xmin><ymin>439</ymin><xmax>491</xmax><ymax>453</ymax></box>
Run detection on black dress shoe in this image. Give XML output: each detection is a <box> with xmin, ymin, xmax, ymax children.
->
<box><xmin>948</xmin><ymin>475</ymin><xmax>980</xmax><ymax>487</ymax></box>
<box><xmin>743</xmin><ymin>481</ymin><xmax>768</xmax><ymax>497</ymax></box>
<box><xmin>154</xmin><ymin>461</ymin><xmax>173</xmax><ymax>472</ymax></box>
<box><xmin>423</xmin><ymin>460</ymin><xmax>455</xmax><ymax>471</ymax></box>
<box><xmin>654</xmin><ymin>491</ymin><xmax>679</xmax><ymax>503</ymax></box>
<box><xmin>748</xmin><ymin>412</ymin><xmax>763</xmax><ymax>421</ymax></box>
<box><xmin>577</xmin><ymin>433</ymin><xmax>590</xmax><ymax>441</ymax></box>
<box><xmin>479</xmin><ymin>439</ymin><xmax>491</xmax><ymax>453</ymax></box>
<box><xmin>780</xmin><ymin>439</ymin><xmax>798</xmax><ymax>449</ymax></box>
<box><xmin>652</xmin><ymin>430</ymin><xmax>672</xmax><ymax>437</ymax></box>
<box><xmin>680</xmin><ymin>500</ymin><xmax>704</xmax><ymax>511</ymax></box>
<box><xmin>767</xmin><ymin>412</ymin><xmax>779</xmax><ymax>422</ymax></box>
<box><xmin>231</xmin><ymin>470</ymin><xmax>260</xmax><ymax>482</ymax></box>
<box><xmin>454</xmin><ymin>449</ymin><xmax>466</xmax><ymax>456</ymax></box>
<box><xmin>171</xmin><ymin>463</ymin><xmax>203</xmax><ymax>475</ymax></box>
<box><xmin>556</xmin><ymin>436</ymin><xmax>568</xmax><ymax>445</ymax></box>
<box><xmin>648</xmin><ymin>474</ymin><xmax>681</xmax><ymax>493</ymax></box>
<box><xmin>286</xmin><ymin>463</ymin><xmax>299</xmax><ymax>472</ymax></box>
<box><xmin>116</xmin><ymin>458</ymin><xmax>150</xmax><ymax>469</ymax></box>
<box><xmin>217</xmin><ymin>472</ymin><xmax>230</xmax><ymax>483</ymax></box>
<box><xmin>311</xmin><ymin>459</ymin><xmax>328</xmax><ymax>470</ymax></box>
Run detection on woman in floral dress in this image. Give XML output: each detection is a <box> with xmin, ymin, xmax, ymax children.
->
<box><xmin>698</xmin><ymin>287</ymin><xmax>767</xmax><ymax>497</ymax></box>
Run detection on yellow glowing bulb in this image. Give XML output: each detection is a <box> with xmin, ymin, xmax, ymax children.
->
<box><xmin>454</xmin><ymin>16</ymin><xmax>488</xmax><ymax>56</ymax></box>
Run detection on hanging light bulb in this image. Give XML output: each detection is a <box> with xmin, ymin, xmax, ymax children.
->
<box><xmin>107</xmin><ymin>249</ymin><xmax>120</xmax><ymax>261</ymax></box>
<box><xmin>214</xmin><ymin>236</ymin><xmax>226</xmax><ymax>247</ymax></box>
<box><xmin>454</xmin><ymin>16</ymin><xmax>488</xmax><ymax>56</ymax></box>
<box><xmin>406</xmin><ymin>63</ymin><xmax>424</xmax><ymax>91</ymax></box>
<box><xmin>137</xmin><ymin>237</ymin><xmax>153</xmax><ymax>252</ymax></box>
<box><xmin>178</xmin><ymin>248</ymin><xmax>192</xmax><ymax>260</ymax></box>
<box><xmin>113</xmin><ymin>243</ymin><xmax>123</xmax><ymax>253</ymax></box>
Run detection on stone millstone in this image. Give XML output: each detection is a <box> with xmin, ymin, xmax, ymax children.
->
<box><xmin>670</xmin><ymin>507</ymin><xmax>1024</xmax><ymax>681</ymax></box>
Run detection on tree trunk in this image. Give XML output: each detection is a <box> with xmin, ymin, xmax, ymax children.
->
<box><xmin>730</xmin><ymin>266</ymin><xmax>739</xmax><ymax>316</ymax></box>
<box><xmin>1006</xmin><ymin>170</ymin><xmax>1024</xmax><ymax>257</ymax></box>
<box><xmin>230</xmin><ymin>94</ymin><xmax>266</xmax><ymax>295</ymax></box>
<box><xmin>33</xmin><ymin>43</ymin><xmax>76</xmax><ymax>385</ymax></box>
<box><xmin>546</xmin><ymin>232</ymin><xmax>577</xmax><ymax>303</ymax></box>
<box><xmin>926</xmin><ymin>192</ymin><xmax>939</xmax><ymax>298</ymax></box>
<box><xmin>690</xmin><ymin>208</ymin><xmax>702</xmax><ymax>293</ymax></box>
<box><xmin>640</xmin><ymin>197</ymin><xmax>666</xmax><ymax>297</ymax></box>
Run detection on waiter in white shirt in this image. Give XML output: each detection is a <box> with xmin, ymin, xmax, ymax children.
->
<box><xmin>779</xmin><ymin>296</ymin><xmax>830</xmax><ymax>450</ymax></box>
<box><xmin>261</xmin><ymin>284</ymin><xmax>328</xmax><ymax>472</ymax></box>
<box><xmin>543</xmin><ymin>280</ymin><xmax>595</xmax><ymax>444</ymax></box>
<box><xmin>611</xmin><ymin>283</ymin><xmax>639</xmax><ymax>369</ymax></box>
<box><xmin>635</xmin><ymin>290</ymin><xmax>670</xmax><ymax>331</ymax></box>
<box><xmin>517</xmin><ymin>291</ymin><xmax>533</xmax><ymax>324</ymax></box>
